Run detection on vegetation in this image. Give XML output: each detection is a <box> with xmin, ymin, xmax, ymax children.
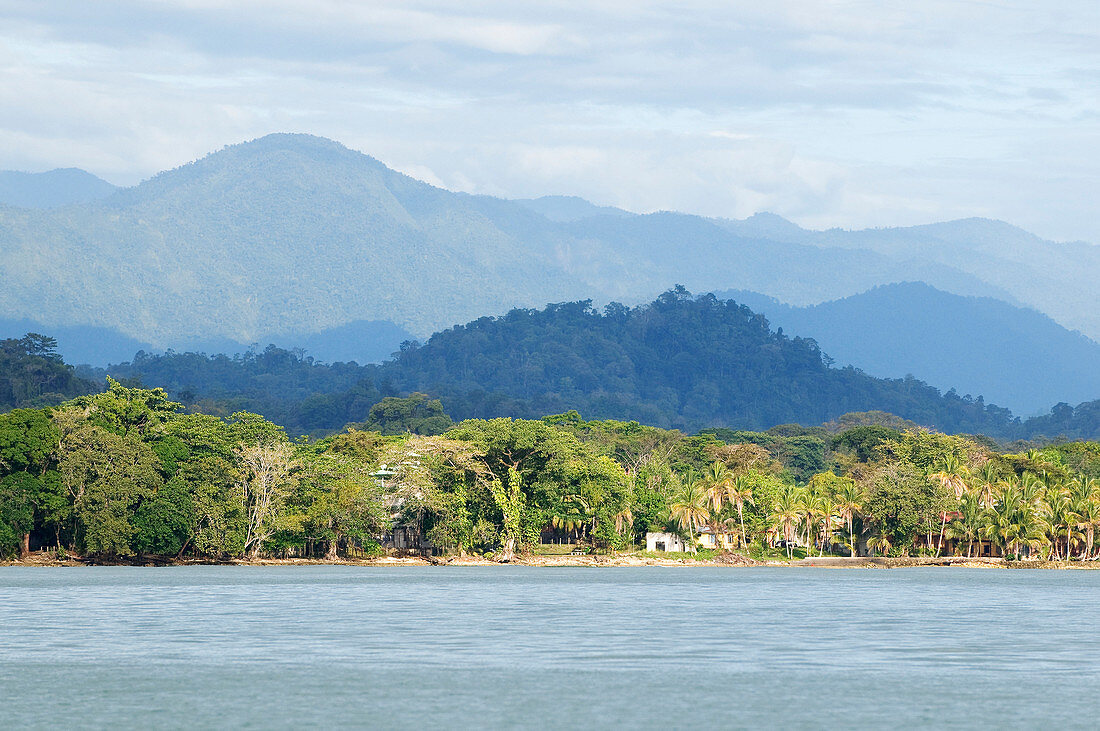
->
<box><xmin>3</xmin><ymin>376</ymin><xmax>1099</xmax><ymax>564</ymax></box>
<box><xmin>88</xmin><ymin>290</ymin><xmax>1100</xmax><ymax>441</ymax></box>
<box><xmin>0</xmin><ymin>334</ymin><xmax>97</xmax><ymax>410</ymax></box>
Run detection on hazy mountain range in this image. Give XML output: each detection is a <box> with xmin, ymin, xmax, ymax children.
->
<box><xmin>0</xmin><ymin>132</ymin><xmax>1096</xmax><ymax>415</ymax></box>
<box><xmin>716</xmin><ymin>283</ymin><xmax>1100</xmax><ymax>417</ymax></box>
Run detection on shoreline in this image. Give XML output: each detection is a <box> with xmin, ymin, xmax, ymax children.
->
<box><xmin>3</xmin><ymin>552</ymin><xmax>1097</xmax><ymax>569</ymax></box>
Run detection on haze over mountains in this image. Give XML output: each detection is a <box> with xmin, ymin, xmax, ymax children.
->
<box><xmin>0</xmin><ymin>132</ymin><xmax>1097</xmax><ymax>417</ymax></box>
<box><xmin>717</xmin><ymin>283</ymin><xmax>1100</xmax><ymax>417</ymax></box>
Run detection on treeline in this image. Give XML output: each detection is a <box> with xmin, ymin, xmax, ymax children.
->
<box><xmin>3</xmin><ymin>379</ymin><xmax>1099</xmax><ymax>562</ymax></box>
<box><xmin>0</xmin><ymin>334</ymin><xmax>97</xmax><ymax>411</ymax></box>
<box><xmin>88</xmin><ymin>289</ymin><xmax>1100</xmax><ymax>441</ymax></box>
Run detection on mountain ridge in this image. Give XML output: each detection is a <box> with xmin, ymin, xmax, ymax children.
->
<box><xmin>714</xmin><ymin>283</ymin><xmax>1100</xmax><ymax>416</ymax></box>
<box><xmin>0</xmin><ymin>132</ymin><xmax>1093</xmax><ymax>354</ymax></box>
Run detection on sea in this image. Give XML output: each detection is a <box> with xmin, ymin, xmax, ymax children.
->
<box><xmin>2</xmin><ymin>566</ymin><xmax>1099</xmax><ymax>728</ymax></box>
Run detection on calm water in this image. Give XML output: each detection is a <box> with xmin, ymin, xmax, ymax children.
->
<box><xmin>2</xmin><ymin>566</ymin><xmax>1099</xmax><ymax>728</ymax></box>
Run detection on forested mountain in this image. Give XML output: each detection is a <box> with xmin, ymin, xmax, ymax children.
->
<box><xmin>714</xmin><ymin>283</ymin><xmax>1100</xmax><ymax>416</ymax></box>
<box><xmin>88</xmin><ymin>289</ymin><xmax>1023</xmax><ymax>437</ymax></box>
<box><xmin>371</xmin><ymin>288</ymin><xmax>1020</xmax><ymax>435</ymax></box>
<box><xmin>0</xmin><ymin>168</ymin><xmax>118</xmax><ymax>208</ymax></box>
<box><xmin>0</xmin><ymin>133</ymin><xmax>1093</xmax><ymax>352</ymax></box>
<box><xmin>33</xmin><ymin>290</ymin><xmax>1098</xmax><ymax>441</ymax></box>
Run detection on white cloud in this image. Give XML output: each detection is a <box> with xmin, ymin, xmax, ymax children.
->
<box><xmin>0</xmin><ymin>0</ymin><xmax>1096</xmax><ymax>241</ymax></box>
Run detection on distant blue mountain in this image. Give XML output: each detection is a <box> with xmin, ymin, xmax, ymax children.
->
<box><xmin>514</xmin><ymin>195</ymin><xmax>634</xmax><ymax>222</ymax></box>
<box><xmin>261</xmin><ymin>320</ymin><xmax>417</xmax><ymax>364</ymax></box>
<box><xmin>0</xmin><ymin>319</ymin><xmax>152</xmax><ymax>367</ymax></box>
<box><xmin>0</xmin><ymin>318</ymin><xmax>413</xmax><ymax>367</ymax></box>
<box><xmin>713</xmin><ymin>283</ymin><xmax>1100</xmax><ymax>416</ymax></box>
<box><xmin>0</xmin><ymin>168</ymin><xmax>118</xmax><ymax>208</ymax></box>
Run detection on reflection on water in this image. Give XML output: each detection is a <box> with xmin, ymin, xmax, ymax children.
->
<box><xmin>3</xmin><ymin>567</ymin><xmax>1099</xmax><ymax>727</ymax></box>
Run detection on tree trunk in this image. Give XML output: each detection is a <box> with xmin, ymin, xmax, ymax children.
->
<box><xmin>20</xmin><ymin>532</ymin><xmax>30</xmax><ymax>559</ymax></box>
<box><xmin>501</xmin><ymin>536</ymin><xmax>516</xmax><ymax>562</ymax></box>
<box><xmin>936</xmin><ymin>514</ymin><xmax>947</xmax><ymax>557</ymax></box>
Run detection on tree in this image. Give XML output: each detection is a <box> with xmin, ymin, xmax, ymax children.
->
<box><xmin>669</xmin><ymin>476</ymin><xmax>709</xmax><ymax>553</ymax></box>
<box><xmin>75</xmin><ymin>377</ymin><xmax>182</xmax><ymax>437</ymax></box>
<box><xmin>0</xmin><ymin>472</ymin><xmax>36</xmax><ymax>558</ymax></box>
<box><xmin>237</xmin><ymin>440</ymin><xmax>297</xmax><ymax>558</ymax></box>
<box><xmin>770</xmin><ymin>483</ymin><xmax>802</xmax><ymax>559</ymax></box>
<box><xmin>862</xmin><ymin>462</ymin><xmax>943</xmax><ymax>556</ymax></box>
<box><xmin>303</xmin><ymin>455</ymin><xmax>387</xmax><ymax>559</ymax></box>
<box><xmin>360</xmin><ymin>393</ymin><xmax>453</xmax><ymax>436</ymax></box>
<box><xmin>929</xmin><ymin>455</ymin><xmax>969</xmax><ymax>556</ymax></box>
<box><xmin>814</xmin><ymin>472</ymin><xmax>860</xmax><ymax>557</ymax></box>
<box><xmin>57</xmin><ymin>423</ymin><xmax>163</xmax><ymax>557</ymax></box>
<box><xmin>948</xmin><ymin>489</ymin><xmax>984</xmax><ymax>557</ymax></box>
<box><xmin>0</xmin><ymin>408</ymin><xmax>62</xmax><ymax>556</ymax></box>
<box><xmin>724</xmin><ymin>473</ymin><xmax>755</xmax><ymax>549</ymax></box>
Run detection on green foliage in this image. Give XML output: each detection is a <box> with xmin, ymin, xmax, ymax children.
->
<box><xmin>862</xmin><ymin>463</ymin><xmax>945</xmax><ymax>554</ymax></box>
<box><xmin>59</xmin><ymin>424</ymin><xmax>163</xmax><ymax>557</ymax></box>
<box><xmin>359</xmin><ymin>393</ymin><xmax>453</xmax><ymax>436</ymax></box>
<box><xmin>0</xmin><ymin>334</ymin><xmax>97</xmax><ymax>410</ymax></box>
<box><xmin>0</xmin><ymin>472</ymin><xmax>37</xmax><ymax>557</ymax></box>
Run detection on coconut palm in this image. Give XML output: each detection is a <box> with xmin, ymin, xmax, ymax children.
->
<box><xmin>670</xmin><ymin>479</ymin><xmax>710</xmax><ymax>553</ymax></box>
<box><xmin>832</xmin><ymin>478</ymin><xmax>863</xmax><ymax>557</ymax></box>
<box><xmin>987</xmin><ymin>480</ymin><xmax>1044</xmax><ymax>558</ymax></box>
<box><xmin>931</xmin><ymin>455</ymin><xmax>969</xmax><ymax>499</ymax></box>
<box><xmin>983</xmin><ymin>481</ymin><xmax>1022</xmax><ymax>556</ymax></box>
<box><xmin>703</xmin><ymin>462</ymin><xmax>735</xmax><ymax>551</ymax></box>
<box><xmin>724</xmin><ymin>474</ymin><xmax>755</xmax><ymax>549</ymax></box>
<box><xmin>930</xmin><ymin>455</ymin><xmax>969</xmax><ymax>556</ymax></box>
<box><xmin>1042</xmin><ymin>489</ymin><xmax>1077</xmax><ymax>560</ymax></box>
<box><xmin>1069</xmin><ymin>477</ymin><xmax>1099</xmax><ymax>559</ymax></box>
<box><xmin>976</xmin><ymin>462</ymin><xmax>1000</xmax><ymax>507</ymax></box>
<box><xmin>770</xmin><ymin>484</ymin><xmax>803</xmax><ymax>560</ymax></box>
<box><xmin>816</xmin><ymin>492</ymin><xmax>840</xmax><ymax>557</ymax></box>
<box><xmin>867</xmin><ymin>532</ymin><xmax>892</xmax><ymax>557</ymax></box>
<box><xmin>948</xmin><ymin>488</ymin><xmax>985</xmax><ymax>557</ymax></box>
<box><xmin>705</xmin><ymin>461</ymin><xmax>732</xmax><ymax>512</ymax></box>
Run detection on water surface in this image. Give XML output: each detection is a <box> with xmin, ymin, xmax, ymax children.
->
<box><xmin>2</xmin><ymin>566</ymin><xmax>1098</xmax><ymax>728</ymax></box>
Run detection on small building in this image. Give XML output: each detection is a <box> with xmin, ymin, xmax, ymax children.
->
<box><xmin>646</xmin><ymin>531</ymin><xmax>688</xmax><ymax>553</ymax></box>
<box><xmin>695</xmin><ymin>527</ymin><xmax>741</xmax><ymax>551</ymax></box>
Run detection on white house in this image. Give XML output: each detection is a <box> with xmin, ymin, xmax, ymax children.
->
<box><xmin>646</xmin><ymin>531</ymin><xmax>688</xmax><ymax>553</ymax></box>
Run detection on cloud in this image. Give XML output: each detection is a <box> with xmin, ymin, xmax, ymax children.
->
<box><xmin>0</xmin><ymin>0</ymin><xmax>1096</xmax><ymax>241</ymax></box>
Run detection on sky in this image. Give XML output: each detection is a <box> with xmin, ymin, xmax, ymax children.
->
<box><xmin>0</xmin><ymin>0</ymin><xmax>1097</xmax><ymax>242</ymax></box>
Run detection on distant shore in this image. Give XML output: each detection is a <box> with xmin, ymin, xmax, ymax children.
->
<box><xmin>4</xmin><ymin>552</ymin><xmax>1098</xmax><ymax>569</ymax></box>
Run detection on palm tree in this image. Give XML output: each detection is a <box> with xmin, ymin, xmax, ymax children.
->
<box><xmin>802</xmin><ymin>489</ymin><xmax>828</xmax><ymax>556</ymax></box>
<box><xmin>1042</xmin><ymin>489</ymin><xmax>1076</xmax><ymax>560</ymax></box>
<box><xmin>703</xmin><ymin>462</ymin><xmax>734</xmax><ymax>551</ymax></box>
<box><xmin>930</xmin><ymin>455</ymin><xmax>969</xmax><ymax>556</ymax></box>
<box><xmin>705</xmin><ymin>461</ymin><xmax>732</xmax><ymax>512</ymax></box>
<box><xmin>1070</xmin><ymin>477</ymin><xmax>1099</xmax><ymax>559</ymax></box>
<box><xmin>833</xmin><ymin>479</ymin><xmax>862</xmax><ymax>558</ymax></box>
<box><xmin>769</xmin><ymin>484</ymin><xmax>803</xmax><ymax>560</ymax></box>
<box><xmin>724</xmin><ymin>474</ymin><xmax>755</xmax><ymax>550</ymax></box>
<box><xmin>948</xmin><ymin>489</ymin><xmax>984</xmax><ymax>557</ymax></box>
<box><xmin>987</xmin><ymin>479</ymin><xmax>1044</xmax><ymax>558</ymax></box>
<box><xmin>976</xmin><ymin>462</ymin><xmax>1000</xmax><ymax>507</ymax></box>
<box><xmin>982</xmin><ymin>481</ymin><xmax>1021</xmax><ymax>557</ymax></box>
<box><xmin>867</xmin><ymin>532</ymin><xmax>892</xmax><ymax>557</ymax></box>
<box><xmin>670</xmin><ymin>479</ymin><xmax>710</xmax><ymax>553</ymax></box>
<box><xmin>817</xmin><ymin>492</ymin><xmax>839</xmax><ymax>557</ymax></box>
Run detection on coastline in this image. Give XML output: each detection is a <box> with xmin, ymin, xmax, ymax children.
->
<box><xmin>3</xmin><ymin>552</ymin><xmax>1096</xmax><ymax>569</ymax></box>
